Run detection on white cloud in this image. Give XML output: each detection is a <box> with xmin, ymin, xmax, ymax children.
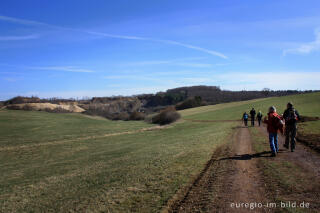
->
<box><xmin>0</xmin><ymin>34</ymin><xmax>40</xmax><ymax>41</ymax></box>
<box><xmin>0</xmin><ymin>14</ymin><xmax>228</xmax><ymax>59</ymax></box>
<box><xmin>216</xmin><ymin>71</ymin><xmax>320</xmax><ymax>90</ymax></box>
<box><xmin>29</xmin><ymin>66</ymin><xmax>95</xmax><ymax>73</ymax></box>
<box><xmin>283</xmin><ymin>29</ymin><xmax>320</xmax><ymax>55</ymax></box>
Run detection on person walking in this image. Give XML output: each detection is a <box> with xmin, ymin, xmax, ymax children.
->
<box><xmin>263</xmin><ymin>106</ymin><xmax>284</xmax><ymax>157</ymax></box>
<box><xmin>243</xmin><ymin>112</ymin><xmax>249</xmax><ymax>126</ymax></box>
<box><xmin>250</xmin><ymin>108</ymin><xmax>256</xmax><ymax>126</ymax></box>
<box><xmin>283</xmin><ymin>102</ymin><xmax>300</xmax><ymax>152</ymax></box>
<box><xmin>257</xmin><ymin>111</ymin><xmax>263</xmax><ymax>126</ymax></box>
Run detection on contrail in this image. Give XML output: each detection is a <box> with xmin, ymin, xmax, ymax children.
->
<box><xmin>0</xmin><ymin>15</ymin><xmax>228</xmax><ymax>59</ymax></box>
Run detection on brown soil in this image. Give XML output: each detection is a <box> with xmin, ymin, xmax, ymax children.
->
<box><xmin>257</xmin><ymin>125</ymin><xmax>320</xmax><ymax>180</ymax></box>
<box><xmin>296</xmin><ymin>132</ymin><xmax>320</xmax><ymax>153</ymax></box>
<box><xmin>167</xmin><ymin>126</ymin><xmax>269</xmax><ymax>213</ymax></box>
<box><xmin>167</xmin><ymin>122</ymin><xmax>320</xmax><ymax>212</ymax></box>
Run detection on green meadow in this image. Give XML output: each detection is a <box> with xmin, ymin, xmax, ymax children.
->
<box><xmin>0</xmin><ymin>92</ymin><xmax>319</xmax><ymax>212</ymax></box>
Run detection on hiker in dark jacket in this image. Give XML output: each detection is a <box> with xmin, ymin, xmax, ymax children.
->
<box><xmin>250</xmin><ymin>108</ymin><xmax>256</xmax><ymax>126</ymax></box>
<box><xmin>283</xmin><ymin>102</ymin><xmax>300</xmax><ymax>152</ymax></box>
<box><xmin>243</xmin><ymin>112</ymin><xmax>249</xmax><ymax>126</ymax></box>
<box><xmin>257</xmin><ymin>111</ymin><xmax>263</xmax><ymax>126</ymax></box>
<box><xmin>263</xmin><ymin>106</ymin><xmax>284</xmax><ymax>157</ymax></box>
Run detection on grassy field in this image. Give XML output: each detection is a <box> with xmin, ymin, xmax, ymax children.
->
<box><xmin>0</xmin><ymin>110</ymin><xmax>236</xmax><ymax>212</ymax></box>
<box><xmin>0</xmin><ymin>92</ymin><xmax>319</xmax><ymax>212</ymax></box>
<box><xmin>182</xmin><ymin>92</ymin><xmax>320</xmax><ymax>120</ymax></box>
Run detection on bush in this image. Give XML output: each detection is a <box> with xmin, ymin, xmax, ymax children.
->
<box><xmin>129</xmin><ymin>111</ymin><xmax>146</xmax><ymax>120</ymax></box>
<box><xmin>4</xmin><ymin>96</ymin><xmax>40</xmax><ymax>105</ymax></box>
<box><xmin>21</xmin><ymin>104</ymin><xmax>34</xmax><ymax>111</ymax></box>
<box><xmin>112</xmin><ymin>112</ymin><xmax>130</xmax><ymax>121</ymax></box>
<box><xmin>175</xmin><ymin>96</ymin><xmax>206</xmax><ymax>110</ymax></box>
<box><xmin>151</xmin><ymin>106</ymin><xmax>181</xmax><ymax>125</ymax></box>
<box><xmin>42</xmin><ymin>107</ymin><xmax>71</xmax><ymax>113</ymax></box>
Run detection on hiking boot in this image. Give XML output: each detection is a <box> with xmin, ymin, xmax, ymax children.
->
<box><xmin>271</xmin><ymin>152</ymin><xmax>276</xmax><ymax>157</ymax></box>
<box><xmin>283</xmin><ymin>144</ymin><xmax>289</xmax><ymax>149</ymax></box>
<box><xmin>291</xmin><ymin>149</ymin><xmax>294</xmax><ymax>152</ymax></box>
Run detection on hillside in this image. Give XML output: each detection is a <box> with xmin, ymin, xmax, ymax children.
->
<box><xmin>0</xmin><ymin>92</ymin><xmax>319</xmax><ymax>212</ymax></box>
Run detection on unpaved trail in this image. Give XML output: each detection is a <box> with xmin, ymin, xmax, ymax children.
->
<box><xmin>258</xmin><ymin>125</ymin><xmax>320</xmax><ymax>178</ymax></box>
<box><xmin>225</xmin><ymin>126</ymin><xmax>268</xmax><ymax>213</ymax></box>
<box><xmin>168</xmin><ymin>125</ymin><xmax>269</xmax><ymax>212</ymax></box>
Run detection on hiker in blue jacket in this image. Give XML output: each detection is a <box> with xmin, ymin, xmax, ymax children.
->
<box><xmin>243</xmin><ymin>112</ymin><xmax>249</xmax><ymax>126</ymax></box>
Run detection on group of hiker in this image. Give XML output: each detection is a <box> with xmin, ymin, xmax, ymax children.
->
<box><xmin>242</xmin><ymin>108</ymin><xmax>263</xmax><ymax>127</ymax></box>
<box><xmin>242</xmin><ymin>103</ymin><xmax>300</xmax><ymax>157</ymax></box>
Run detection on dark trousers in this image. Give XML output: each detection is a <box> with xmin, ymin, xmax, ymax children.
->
<box><xmin>244</xmin><ymin>119</ymin><xmax>248</xmax><ymax>126</ymax></box>
<box><xmin>251</xmin><ymin>117</ymin><xmax>255</xmax><ymax>126</ymax></box>
<box><xmin>285</xmin><ymin>124</ymin><xmax>297</xmax><ymax>150</ymax></box>
<box><xmin>258</xmin><ymin>118</ymin><xmax>261</xmax><ymax>126</ymax></box>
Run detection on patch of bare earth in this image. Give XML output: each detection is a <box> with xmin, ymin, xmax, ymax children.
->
<box><xmin>167</xmin><ymin>125</ymin><xmax>270</xmax><ymax>213</ymax></box>
<box><xmin>257</xmin><ymin>125</ymin><xmax>320</xmax><ymax>211</ymax></box>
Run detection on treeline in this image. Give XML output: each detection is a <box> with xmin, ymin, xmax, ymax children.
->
<box><xmin>138</xmin><ymin>86</ymin><xmax>316</xmax><ymax>110</ymax></box>
<box><xmin>2</xmin><ymin>86</ymin><xmax>318</xmax><ymax>111</ymax></box>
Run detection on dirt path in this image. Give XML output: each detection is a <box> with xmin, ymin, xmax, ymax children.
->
<box><xmin>225</xmin><ymin>126</ymin><xmax>268</xmax><ymax>213</ymax></box>
<box><xmin>257</xmin><ymin>125</ymin><xmax>320</xmax><ymax>178</ymax></box>
<box><xmin>168</xmin><ymin>125</ymin><xmax>269</xmax><ymax>212</ymax></box>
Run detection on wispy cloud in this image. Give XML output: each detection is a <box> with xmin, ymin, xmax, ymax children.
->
<box><xmin>283</xmin><ymin>29</ymin><xmax>320</xmax><ymax>55</ymax></box>
<box><xmin>0</xmin><ymin>63</ymin><xmax>95</xmax><ymax>73</ymax></box>
<box><xmin>29</xmin><ymin>66</ymin><xmax>95</xmax><ymax>73</ymax></box>
<box><xmin>0</xmin><ymin>15</ymin><xmax>49</xmax><ymax>26</ymax></box>
<box><xmin>0</xmin><ymin>14</ymin><xmax>228</xmax><ymax>59</ymax></box>
<box><xmin>125</xmin><ymin>57</ymin><xmax>215</xmax><ymax>68</ymax></box>
<box><xmin>216</xmin><ymin>71</ymin><xmax>320</xmax><ymax>90</ymax></box>
<box><xmin>0</xmin><ymin>34</ymin><xmax>40</xmax><ymax>41</ymax></box>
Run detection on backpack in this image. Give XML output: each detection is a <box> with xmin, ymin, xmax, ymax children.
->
<box><xmin>257</xmin><ymin>112</ymin><xmax>262</xmax><ymax>118</ymax></box>
<box><xmin>244</xmin><ymin>114</ymin><xmax>248</xmax><ymax>119</ymax></box>
<box><xmin>272</xmin><ymin>114</ymin><xmax>284</xmax><ymax>133</ymax></box>
<box><xmin>286</xmin><ymin>108</ymin><xmax>298</xmax><ymax>123</ymax></box>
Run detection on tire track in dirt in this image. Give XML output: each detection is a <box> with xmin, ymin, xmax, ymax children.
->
<box><xmin>218</xmin><ymin>126</ymin><xmax>268</xmax><ymax>213</ymax></box>
<box><xmin>255</xmin><ymin>125</ymin><xmax>320</xmax><ymax>210</ymax></box>
<box><xmin>0</xmin><ymin>125</ymin><xmax>168</xmax><ymax>151</ymax></box>
<box><xmin>167</xmin><ymin>125</ymin><xmax>269</xmax><ymax>213</ymax></box>
<box><xmin>257</xmin><ymin>125</ymin><xmax>320</xmax><ymax>178</ymax></box>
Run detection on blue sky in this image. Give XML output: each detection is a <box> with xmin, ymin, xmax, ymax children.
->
<box><xmin>1</xmin><ymin>0</ymin><xmax>320</xmax><ymax>100</ymax></box>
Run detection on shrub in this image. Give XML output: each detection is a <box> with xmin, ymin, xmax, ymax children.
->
<box><xmin>42</xmin><ymin>107</ymin><xmax>71</xmax><ymax>113</ymax></box>
<box><xmin>129</xmin><ymin>111</ymin><xmax>146</xmax><ymax>120</ymax></box>
<box><xmin>21</xmin><ymin>104</ymin><xmax>34</xmax><ymax>111</ymax></box>
<box><xmin>5</xmin><ymin>105</ymin><xmax>21</xmax><ymax>110</ymax></box>
<box><xmin>112</xmin><ymin>112</ymin><xmax>130</xmax><ymax>121</ymax></box>
<box><xmin>175</xmin><ymin>96</ymin><xmax>206</xmax><ymax>110</ymax></box>
<box><xmin>151</xmin><ymin>106</ymin><xmax>181</xmax><ymax>125</ymax></box>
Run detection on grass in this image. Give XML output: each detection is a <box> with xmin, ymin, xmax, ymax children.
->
<box><xmin>298</xmin><ymin>120</ymin><xmax>320</xmax><ymax>135</ymax></box>
<box><xmin>0</xmin><ymin>110</ymin><xmax>153</xmax><ymax>147</ymax></box>
<box><xmin>249</xmin><ymin>127</ymin><xmax>318</xmax><ymax>213</ymax></box>
<box><xmin>181</xmin><ymin>92</ymin><xmax>320</xmax><ymax>120</ymax></box>
<box><xmin>0</xmin><ymin>110</ymin><xmax>237</xmax><ymax>212</ymax></box>
<box><xmin>1</xmin><ymin>92</ymin><xmax>319</xmax><ymax>212</ymax></box>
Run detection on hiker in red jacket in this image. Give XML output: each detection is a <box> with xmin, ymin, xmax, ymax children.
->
<box><xmin>263</xmin><ymin>106</ymin><xmax>284</xmax><ymax>157</ymax></box>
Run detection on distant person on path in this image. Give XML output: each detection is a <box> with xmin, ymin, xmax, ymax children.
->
<box><xmin>257</xmin><ymin>111</ymin><xmax>263</xmax><ymax>126</ymax></box>
<box><xmin>283</xmin><ymin>102</ymin><xmax>300</xmax><ymax>152</ymax></box>
<box><xmin>263</xmin><ymin>106</ymin><xmax>284</xmax><ymax>157</ymax></box>
<box><xmin>243</xmin><ymin>112</ymin><xmax>249</xmax><ymax>126</ymax></box>
<box><xmin>250</xmin><ymin>108</ymin><xmax>256</xmax><ymax>126</ymax></box>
